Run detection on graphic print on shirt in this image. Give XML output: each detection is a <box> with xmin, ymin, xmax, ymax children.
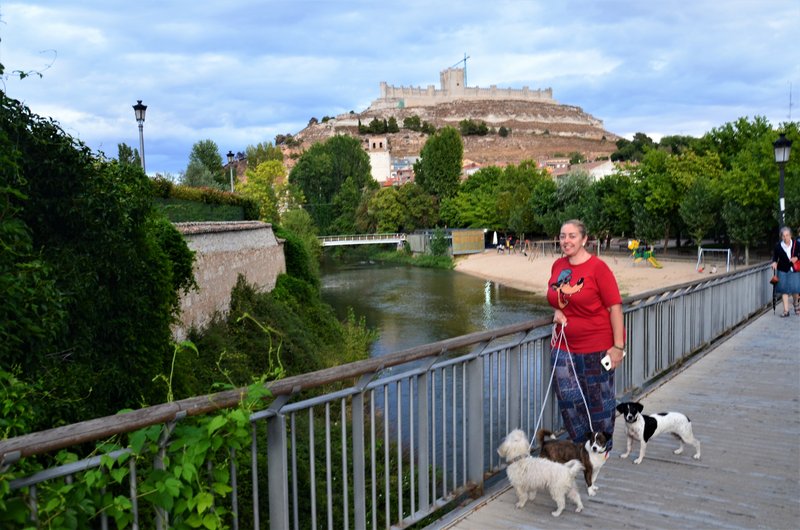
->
<box><xmin>550</xmin><ymin>268</ymin><xmax>584</xmax><ymax>309</ymax></box>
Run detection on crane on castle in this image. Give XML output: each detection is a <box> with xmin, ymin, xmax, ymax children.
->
<box><xmin>451</xmin><ymin>53</ymin><xmax>470</xmax><ymax>86</ymax></box>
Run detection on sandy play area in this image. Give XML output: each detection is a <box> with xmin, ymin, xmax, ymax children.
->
<box><xmin>454</xmin><ymin>249</ymin><xmax>713</xmax><ymax>298</ymax></box>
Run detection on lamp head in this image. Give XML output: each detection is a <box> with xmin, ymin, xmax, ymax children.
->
<box><xmin>133</xmin><ymin>100</ymin><xmax>147</xmax><ymax>124</ymax></box>
<box><xmin>773</xmin><ymin>133</ymin><xmax>792</xmax><ymax>164</ymax></box>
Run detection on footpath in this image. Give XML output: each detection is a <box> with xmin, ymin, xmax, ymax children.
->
<box><xmin>435</xmin><ymin>309</ymin><xmax>800</xmax><ymax>529</ymax></box>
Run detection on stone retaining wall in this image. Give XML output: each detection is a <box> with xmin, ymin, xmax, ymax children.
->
<box><xmin>173</xmin><ymin>221</ymin><xmax>285</xmax><ymax>340</ymax></box>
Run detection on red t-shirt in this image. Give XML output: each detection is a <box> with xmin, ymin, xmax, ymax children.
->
<box><xmin>546</xmin><ymin>255</ymin><xmax>622</xmax><ymax>353</ymax></box>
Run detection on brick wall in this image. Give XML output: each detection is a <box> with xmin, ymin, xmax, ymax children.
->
<box><xmin>173</xmin><ymin>221</ymin><xmax>286</xmax><ymax>340</ymax></box>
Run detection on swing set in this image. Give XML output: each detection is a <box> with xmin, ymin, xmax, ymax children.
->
<box><xmin>695</xmin><ymin>247</ymin><xmax>732</xmax><ymax>273</ymax></box>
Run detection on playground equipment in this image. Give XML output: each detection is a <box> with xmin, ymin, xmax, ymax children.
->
<box><xmin>696</xmin><ymin>247</ymin><xmax>732</xmax><ymax>273</ymax></box>
<box><xmin>628</xmin><ymin>239</ymin><xmax>663</xmax><ymax>268</ymax></box>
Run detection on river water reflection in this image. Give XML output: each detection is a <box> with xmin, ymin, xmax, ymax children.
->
<box><xmin>321</xmin><ymin>261</ymin><xmax>551</xmax><ymax>357</ymax></box>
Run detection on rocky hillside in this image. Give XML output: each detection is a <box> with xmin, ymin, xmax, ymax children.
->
<box><xmin>294</xmin><ymin>99</ymin><xmax>619</xmax><ymax>166</ymax></box>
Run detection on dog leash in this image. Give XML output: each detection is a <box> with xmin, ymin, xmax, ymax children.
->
<box><xmin>528</xmin><ymin>323</ymin><xmax>595</xmax><ymax>450</ymax></box>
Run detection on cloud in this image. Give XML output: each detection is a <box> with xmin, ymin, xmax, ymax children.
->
<box><xmin>2</xmin><ymin>0</ymin><xmax>798</xmax><ymax>174</ymax></box>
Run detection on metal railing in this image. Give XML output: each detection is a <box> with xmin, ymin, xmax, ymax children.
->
<box><xmin>318</xmin><ymin>233</ymin><xmax>406</xmax><ymax>247</ymax></box>
<box><xmin>0</xmin><ymin>264</ymin><xmax>772</xmax><ymax>529</ymax></box>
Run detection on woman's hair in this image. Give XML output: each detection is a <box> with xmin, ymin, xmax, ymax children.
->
<box><xmin>780</xmin><ymin>226</ymin><xmax>792</xmax><ymax>238</ymax></box>
<box><xmin>561</xmin><ymin>219</ymin><xmax>587</xmax><ymax>238</ymax></box>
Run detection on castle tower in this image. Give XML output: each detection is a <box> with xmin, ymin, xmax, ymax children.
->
<box><xmin>440</xmin><ymin>67</ymin><xmax>466</xmax><ymax>95</ymax></box>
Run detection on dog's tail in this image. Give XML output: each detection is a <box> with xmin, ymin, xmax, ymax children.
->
<box><xmin>564</xmin><ymin>459</ymin><xmax>585</xmax><ymax>478</ymax></box>
<box><xmin>535</xmin><ymin>428</ymin><xmax>557</xmax><ymax>447</ymax></box>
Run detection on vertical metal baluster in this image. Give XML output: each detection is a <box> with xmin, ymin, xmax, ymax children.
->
<box><xmin>442</xmin><ymin>367</ymin><xmax>447</xmax><ymax>497</ymax></box>
<box><xmin>451</xmin><ymin>364</ymin><xmax>456</xmax><ymax>490</ymax></box>
<box><xmin>325</xmin><ymin>403</ymin><xmax>333</xmax><ymax>530</ymax></box>
<box><xmin>291</xmin><ymin>413</ymin><xmax>299</xmax><ymax>530</ymax></box>
<box><xmin>431</xmin><ymin>370</ymin><xmax>437</xmax><ymax>500</ymax></box>
<box><xmin>396</xmin><ymin>381</ymin><xmax>402</xmax><ymax>522</ymax></box>
<box><xmin>488</xmin><ymin>353</ymin><xmax>494</xmax><ymax>468</ymax></box>
<box><xmin>230</xmin><ymin>446</ymin><xmax>238</xmax><ymax>530</ymax></box>
<box><xmin>341</xmin><ymin>398</ymin><xmax>349</xmax><ymax>530</ymax></box>
<box><xmin>309</xmin><ymin>408</ymin><xmax>317</xmax><ymax>530</ymax></box>
<box><xmin>409</xmin><ymin>376</ymin><xmax>416</xmax><ymax>516</ymax></box>
<box><xmin>461</xmin><ymin>363</ymin><xmax>467</xmax><ymax>486</ymax></box>
<box><xmin>370</xmin><ymin>389</ymin><xmax>377</xmax><ymax>530</ymax></box>
<box><xmin>251</xmin><ymin>422</ymin><xmax>260</xmax><ymax>529</ymax></box>
<box><xmin>383</xmin><ymin>385</ymin><xmax>390</xmax><ymax>528</ymax></box>
<box><xmin>130</xmin><ymin>455</ymin><xmax>139</xmax><ymax>530</ymax></box>
<box><xmin>29</xmin><ymin>484</ymin><xmax>38</xmax><ymax>525</ymax></box>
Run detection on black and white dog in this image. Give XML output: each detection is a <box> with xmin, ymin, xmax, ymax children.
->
<box><xmin>536</xmin><ymin>429</ymin><xmax>611</xmax><ymax>496</ymax></box>
<box><xmin>616</xmin><ymin>402</ymin><xmax>701</xmax><ymax>464</ymax></box>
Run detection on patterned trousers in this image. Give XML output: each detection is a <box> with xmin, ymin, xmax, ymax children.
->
<box><xmin>550</xmin><ymin>348</ymin><xmax>616</xmax><ymax>450</ymax></box>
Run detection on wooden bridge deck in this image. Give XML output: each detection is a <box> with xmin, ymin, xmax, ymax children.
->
<box><xmin>433</xmin><ymin>310</ymin><xmax>800</xmax><ymax>529</ymax></box>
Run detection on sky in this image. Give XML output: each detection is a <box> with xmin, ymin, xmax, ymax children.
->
<box><xmin>1</xmin><ymin>0</ymin><xmax>799</xmax><ymax>176</ymax></box>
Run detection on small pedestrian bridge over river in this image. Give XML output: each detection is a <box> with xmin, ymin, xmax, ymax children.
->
<box><xmin>1</xmin><ymin>263</ymin><xmax>797</xmax><ymax>529</ymax></box>
<box><xmin>319</xmin><ymin>232</ymin><xmax>406</xmax><ymax>246</ymax></box>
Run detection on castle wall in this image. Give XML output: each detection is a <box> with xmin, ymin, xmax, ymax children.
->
<box><xmin>173</xmin><ymin>221</ymin><xmax>286</xmax><ymax>341</ymax></box>
<box><xmin>374</xmin><ymin>67</ymin><xmax>555</xmax><ymax>108</ymax></box>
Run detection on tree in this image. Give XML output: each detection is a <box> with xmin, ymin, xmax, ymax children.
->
<box><xmin>459</xmin><ymin>119</ymin><xmax>489</xmax><ymax>136</ymax></box>
<box><xmin>238</xmin><ymin>160</ymin><xmax>285</xmax><ymax>223</ymax></box>
<box><xmin>414</xmin><ymin>126</ymin><xmax>463</xmax><ymax>200</ymax></box>
<box><xmin>611</xmin><ymin>132</ymin><xmax>656</xmax><ymax>162</ymax></box>
<box><xmin>181</xmin><ymin>159</ymin><xmax>220</xmax><ymax>189</ymax></box>
<box><xmin>629</xmin><ymin>150</ymin><xmax>684</xmax><ymax>253</ymax></box>
<box><xmin>403</xmin><ymin>115</ymin><xmax>421</xmax><ymax>131</ymax></box>
<box><xmin>0</xmin><ymin>92</ymin><xmax>195</xmax><ymax>424</ymax></box>
<box><xmin>246</xmin><ymin>141</ymin><xmax>283</xmax><ymax>169</ymax></box>
<box><xmin>117</xmin><ymin>142</ymin><xmax>141</xmax><ymax>167</ymax></box>
<box><xmin>279</xmin><ymin>208</ymin><xmax>322</xmax><ymax>279</ymax></box>
<box><xmin>582</xmin><ymin>172</ymin><xmax>635</xmax><ymax>244</ymax></box>
<box><xmin>671</xmin><ymin>151</ymin><xmax>724</xmax><ymax>249</ymax></box>
<box><xmin>387</xmin><ymin>116</ymin><xmax>400</xmax><ymax>133</ymax></box>
<box><xmin>289</xmin><ymin>135</ymin><xmax>372</xmax><ymax>234</ymax></box>
<box><xmin>397</xmin><ymin>183</ymin><xmax>438</xmax><ymax>231</ymax></box>
<box><xmin>185</xmin><ymin>139</ymin><xmax>224</xmax><ymax>188</ymax></box>
<box><xmin>440</xmin><ymin>166</ymin><xmax>502</xmax><ymax>229</ymax></box>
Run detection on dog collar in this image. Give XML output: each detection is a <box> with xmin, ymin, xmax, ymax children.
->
<box><xmin>509</xmin><ymin>454</ymin><xmax>528</xmax><ymax>465</ymax></box>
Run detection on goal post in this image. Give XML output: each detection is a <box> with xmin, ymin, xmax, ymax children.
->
<box><xmin>696</xmin><ymin>247</ymin><xmax>732</xmax><ymax>272</ymax></box>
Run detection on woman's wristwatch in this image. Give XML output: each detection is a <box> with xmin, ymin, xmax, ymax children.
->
<box><xmin>612</xmin><ymin>344</ymin><xmax>626</xmax><ymax>354</ymax></box>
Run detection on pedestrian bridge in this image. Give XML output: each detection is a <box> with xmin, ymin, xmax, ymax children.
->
<box><xmin>1</xmin><ymin>263</ymin><xmax>797</xmax><ymax>529</ymax></box>
<box><xmin>318</xmin><ymin>233</ymin><xmax>406</xmax><ymax>246</ymax></box>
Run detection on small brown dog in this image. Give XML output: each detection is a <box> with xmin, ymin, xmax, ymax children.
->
<box><xmin>536</xmin><ymin>429</ymin><xmax>611</xmax><ymax>496</ymax></box>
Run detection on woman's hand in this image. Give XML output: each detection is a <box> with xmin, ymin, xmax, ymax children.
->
<box><xmin>553</xmin><ymin>309</ymin><xmax>567</xmax><ymax>326</ymax></box>
<box><xmin>772</xmin><ymin>261</ymin><xmax>778</xmax><ymax>270</ymax></box>
<box><xmin>607</xmin><ymin>346</ymin><xmax>625</xmax><ymax>370</ymax></box>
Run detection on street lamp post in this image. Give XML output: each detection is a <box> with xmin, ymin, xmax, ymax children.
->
<box><xmin>132</xmin><ymin>100</ymin><xmax>147</xmax><ymax>172</ymax></box>
<box><xmin>773</xmin><ymin>133</ymin><xmax>792</xmax><ymax>227</ymax></box>
<box><xmin>227</xmin><ymin>151</ymin><xmax>235</xmax><ymax>192</ymax></box>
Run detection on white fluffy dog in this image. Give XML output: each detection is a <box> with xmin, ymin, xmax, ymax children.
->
<box><xmin>497</xmin><ymin>429</ymin><xmax>585</xmax><ymax>517</ymax></box>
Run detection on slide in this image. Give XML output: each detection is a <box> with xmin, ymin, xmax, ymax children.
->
<box><xmin>647</xmin><ymin>256</ymin><xmax>663</xmax><ymax>269</ymax></box>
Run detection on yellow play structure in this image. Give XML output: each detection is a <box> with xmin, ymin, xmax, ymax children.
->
<box><xmin>627</xmin><ymin>239</ymin><xmax>663</xmax><ymax>268</ymax></box>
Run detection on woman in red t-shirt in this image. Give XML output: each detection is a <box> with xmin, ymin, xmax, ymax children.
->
<box><xmin>546</xmin><ymin>220</ymin><xmax>625</xmax><ymax>449</ymax></box>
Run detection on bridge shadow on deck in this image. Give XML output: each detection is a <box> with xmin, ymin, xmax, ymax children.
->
<box><xmin>433</xmin><ymin>310</ymin><xmax>800</xmax><ymax>530</ymax></box>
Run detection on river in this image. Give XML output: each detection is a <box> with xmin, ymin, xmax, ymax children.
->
<box><xmin>320</xmin><ymin>260</ymin><xmax>552</xmax><ymax>357</ymax></box>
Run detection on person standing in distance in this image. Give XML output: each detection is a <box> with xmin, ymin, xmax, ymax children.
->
<box><xmin>546</xmin><ymin>220</ymin><xmax>625</xmax><ymax>448</ymax></box>
<box><xmin>771</xmin><ymin>226</ymin><xmax>800</xmax><ymax>317</ymax></box>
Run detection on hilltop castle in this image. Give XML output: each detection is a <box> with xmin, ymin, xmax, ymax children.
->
<box><xmin>368</xmin><ymin>67</ymin><xmax>556</xmax><ymax>110</ymax></box>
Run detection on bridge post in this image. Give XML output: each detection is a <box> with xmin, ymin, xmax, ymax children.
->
<box><xmin>267</xmin><ymin>413</ymin><xmax>290</xmax><ymax>530</ymax></box>
<box><xmin>465</xmin><ymin>354</ymin><xmax>484</xmax><ymax>491</ymax></box>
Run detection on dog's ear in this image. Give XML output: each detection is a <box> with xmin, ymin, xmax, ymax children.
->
<box><xmin>604</xmin><ymin>431</ymin><xmax>613</xmax><ymax>440</ymax></box>
<box><xmin>615</xmin><ymin>403</ymin><xmax>625</xmax><ymax>413</ymax></box>
<box><xmin>633</xmin><ymin>402</ymin><xmax>644</xmax><ymax>414</ymax></box>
